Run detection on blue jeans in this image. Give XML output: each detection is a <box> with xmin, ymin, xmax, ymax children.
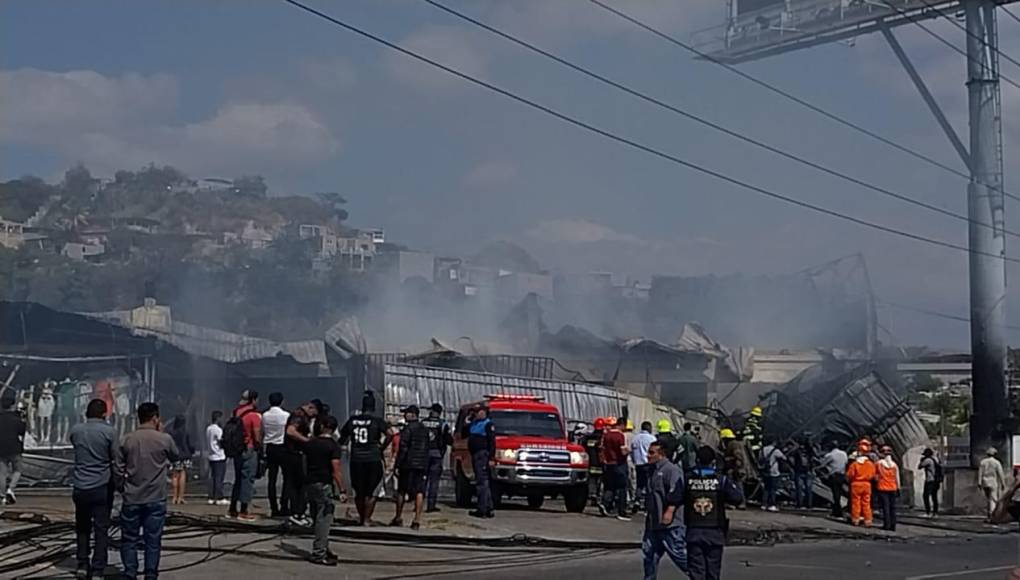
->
<box><xmin>230</xmin><ymin>449</ymin><xmax>258</xmax><ymax>512</ymax></box>
<box><xmin>794</xmin><ymin>472</ymin><xmax>814</xmax><ymax>508</ymax></box>
<box><xmin>120</xmin><ymin>501</ymin><xmax>166</xmax><ymax>579</ymax></box>
<box><xmin>304</xmin><ymin>482</ymin><xmax>334</xmax><ymax>559</ymax></box>
<box><xmin>642</xmin><ymin>525</ymin><xmax>688</xmax><ymax>580</ymax></box>
<box><xmin>764</xmin><ymin>476</ymin><xmax>780</xmax><ymax>508</ymax></box>
<box><xmin>426</xmin><ymin>451</ymin><xmax>443</xmax><ymax>511</ymax></box>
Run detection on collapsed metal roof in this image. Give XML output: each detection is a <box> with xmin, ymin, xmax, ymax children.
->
<box><xmin>762</xmin><ymin>363</ymin><xmax>929</xmax><ymax>457</ymax></box>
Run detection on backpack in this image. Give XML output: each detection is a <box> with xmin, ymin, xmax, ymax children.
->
<box><xmin>933</xmin><ymin>458</ymin><xmax>944</xmax><ymax>484</ymax></box>
<box><xmin>758</xmin><ymin>447</ymin><xmax>777</xmax><ymax>474</ymax></box>
<box><xmin>222</xmin><ymin>409</ymin><xmax>253</xmax><ymax>458</ymax></box>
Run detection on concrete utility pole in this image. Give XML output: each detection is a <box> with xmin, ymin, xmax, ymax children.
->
<box><xmin>965</xmin><ymin>0</ymin><xmax>1008</xmax><ymax>466</ymax></box>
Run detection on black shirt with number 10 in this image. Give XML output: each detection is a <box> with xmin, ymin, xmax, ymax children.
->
<box><xmin>339</xmin><ymin>413</ymin><xmax>388</xmax><ymax>463</ymax></box>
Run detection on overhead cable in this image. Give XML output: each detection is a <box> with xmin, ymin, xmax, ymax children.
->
<box><xmin>281</xmin><ymin>0</ymin><xmax>1020</xmax><ymax>264</ymax></box>
<box><xmin>420</xmin><ymin>0</ymin><xmax>1020</xmax><ymax>240</ymax></box>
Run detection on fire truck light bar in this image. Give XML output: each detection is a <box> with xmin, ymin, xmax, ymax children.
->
<box><xmin>484</xmin><ymin>394</ymin><xmax>545</xmax><ymax>402</ymax></box>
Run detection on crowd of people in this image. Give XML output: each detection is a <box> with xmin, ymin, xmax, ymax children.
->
<box><xmin>2</xmin><ymin>386</ymin><xmax>1020</xmax><ymax>579</ymax></box>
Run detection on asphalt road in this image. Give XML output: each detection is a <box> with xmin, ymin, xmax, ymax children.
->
<box><xmin>21</xmin><ymin>530</ymin><xmax>1010</xmax><ymax>580</ymax></box>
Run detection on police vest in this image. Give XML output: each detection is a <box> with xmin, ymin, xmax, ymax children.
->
<box><xmin>684</xmin><ymin>472</ymin><xmax>726</xmax><ymax>529</ymax></box>
<box><xmin>421</xmin><ymin>416</ymin><xmax>447</xmax><ymax>451</ymax></box>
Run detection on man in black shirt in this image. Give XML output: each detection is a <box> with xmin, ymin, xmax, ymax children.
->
<box><xmin>392</xmin><ymin>405</ymin><xmax>429</xmax><ymax>530</ymax></box>
<box><xmin>302</xmin><ymin>415</ymin><xmax>347</xmax><ymax>566</ymax></box>
<box><xmin>421</xmin><ymin>403</ymin><xmax>452</xmax><ymax>513</ymax></box>
<box><xmin>284</xmin><ymin>402</ymin><xmax>317</xmax><ymax>527</ymax></box>
<box><xmin>339</xmin><ymin>392</ymin><xmax>391</xmax><ymax>526</ymax></box>
<box><xmin>0</xmin><ymin>390</ymin><xmax>26</xmax><ymax>505</ymax></box>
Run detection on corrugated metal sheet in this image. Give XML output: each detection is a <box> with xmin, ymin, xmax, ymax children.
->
<box><xmin>764</xmin><ymin>364</ymin><xmax>928</xmax><ymax>458</ymax></box>
<box><xmin>84</xmin><ymin>310</ymin><xmax>328</xmax><ymax>367</ymax></box>
<box><xmin>384</xmin><ymin>363</ymin><xmax>716</xmax><ymax>443</ymax></box>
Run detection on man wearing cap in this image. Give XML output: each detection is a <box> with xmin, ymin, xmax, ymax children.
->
<box><xmin>464</xmin><ymin>405</ymin><xmax>496</xmax><ymax>518</ymax></box>
<box><xmin>979</xmin><ymin>447</ymin><xmax>1006</xmax><ymax>522</ymax></box>
<box><xmin>421</xmin><ymin>403</ymin><xmax>453</xmax><ymax>514</ymax></box>
<box><xmin>230</xmin><ymin>390</ymin><xmax>262</xmax><ymax>522</ymax></box>
<box><xmin>392</xmin><ymin>405</ymin><xmax>430</xmax><ymax>530</ymax></box>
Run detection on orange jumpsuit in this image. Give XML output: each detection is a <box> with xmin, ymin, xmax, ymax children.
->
<box><xmin>846</xmin><ymin>457</ymin><xmax>877</xmax><ymax>525</ymax></box>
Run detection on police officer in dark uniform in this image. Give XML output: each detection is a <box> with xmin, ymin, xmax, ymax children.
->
<box><xmin>685</xmin><ymin>445</ymin><xmax>744</xmax><ymax>580</ymax></box>
<box><xmin>421</xmin><ymin>403</ymin><xmax>453</xmax><ymax>513</ymax></box>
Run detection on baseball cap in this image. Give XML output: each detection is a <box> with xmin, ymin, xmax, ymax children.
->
<box><xmin>430</xmin><ymin>402</ymin><xmax>443</xmax><ymax>414</ymax></box>
<box><xmin>401</xmin><ymin>404</ymin><xmax>420</xmax><ymax>415</ymax></box>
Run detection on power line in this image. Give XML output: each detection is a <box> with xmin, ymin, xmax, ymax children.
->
<box><xmin>913</xmin><ymin>0</ymin><xmax>1020</xmax><ymax>74</ymax></box>
<box><xmin>420</xmin><ymin>0</ymin><xmax>1020</xmax><ymax>241</ymax></box>
<box><xmin>282</xmin><ymin>0</ymin><xmax>1020</xmax><ymax>265</ymax></box>
<box><xmin>879</xmin><ymin>299</ymin><xmax>1020</xmax><ymax>331</ymax></box>
<box><xmin>1003</xmin><ymin>5</ymin><xmax>1020</xmax><ymax>26</ymax></box>
<box><xmin>879</xmin><ymin>0</ymin><xmax>1020</xmax><ymax>92</ymax></box>
<box><xmin>585</xmin><ymin>0</ymin><xmax>1020</xmax><ymax>204</ymax></box>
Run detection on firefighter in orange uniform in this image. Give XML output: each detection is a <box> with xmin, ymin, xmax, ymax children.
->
<box><xmin>846</xmin><ymin>439</ymin><xmax>877</xmax><ymax>527</ymax></box>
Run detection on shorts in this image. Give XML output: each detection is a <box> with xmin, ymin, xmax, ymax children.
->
<box><xmin>171</xmin><ymin>459</ymin><xmax>193</xmax><ymax>472</ymax></box>
<box><xmin>397</xmin><ymin>468</ymin><xmax>427</xmax><ymax>497</ymax></box>
<box><xmin>350</xmin><ymin>461</ymin><xmax>384</xmax><ymax>498</ymax></box>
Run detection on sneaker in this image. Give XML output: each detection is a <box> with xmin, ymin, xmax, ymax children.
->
<box><xmin>425</xmin><ymin>507</ymin><xmax>441</xmax><ymax>513</ymax></box>
<box><xmin>484</xmin><ymin>512</ymin><xmax>495</xmax><ymax>519</ymax></box>
<box><xmin>389</xmin><ymin>517</ymin><xmax>403</xmax><ymax>527</ymax></box>
<box><xmin>767</xmin><ymin>506</ymin><xmax>779</xmax><ymax>513</ymax></box>
<box><xmin>288</xmin><ymin>515</ymin><xmax>312</xmax><ymax>527</ymax></box>
<box><xmin>4</xmin><ymin>489</ymin><xmax>15</xmax><ymax>505</ymax></box>
<box><xmin>410</xmin><ymin>521</ymin><xmax>420</xmax><ymax>531</ymax></box>
<box><xmin>468</xmin><ymin>510</ymin><xmax>485</xmax><ymax>518</ymax></box>
<box><xmin>237</xmin><ymin>513</ymin><xmax>257</xmax><ymax>522</ymax></box>
<box><xmin>216</xmin><ymin>499</ymin><xmax>230</xmax><ymax>506</ymax></box>
<box><xmin>615</xmin><ymin>515</ymin><xmax>631</xmax><ymax>522</ymax></box>
<box><xmin>760</xmin><ymin>505</ymin><xmax>768</xmax><ymax>511</ymax></box>
<box><xmin>207</xmin><ymin>499</ymin><xmax>216</xmax><ymax>506</ymax></box>
<box><xmin>308</xmin><ymin>556</ymin><xmax>336</xmax><ymax>567</ymax></box>
<box><xmin>226</xmin><ymin>512</ymin><xmax>238</xmax><ymax>519</ymax></box>
<box><xmin>75</xmin><ymin>567</ymin><xmax>88</xmax><ymax>579</ymax></box>
<box><xmin>597</xmin><ymin>503</ymin><xmax>608</xmax><ymax>517</ymax></box>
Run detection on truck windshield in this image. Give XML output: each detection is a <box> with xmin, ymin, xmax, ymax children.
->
<box><xmin>490</xmin><ymin>410</ymin><xmax>564</xmax><ymax>439</ymax></box>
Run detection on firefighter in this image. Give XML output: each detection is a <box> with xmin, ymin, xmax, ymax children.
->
<box><xmin>655</xmin><ymin>419</ymin><xmax>680</xmax><ymax>465</ymax></box>
<box><xmin>741</xmin><ymin>406</ymin><xmax>763</xmax><ymax>459</ymax></box>
<box><xmin>846</xmin><ymin>438</ymin><xmax>877</xmax><ymax>527</ymax></box>
<box><xmin>584</xmin><ymin>418</ymin><xmax>606</xmax><ymax>505</ymax></box>
<box><xmin>686</xmin><ymin>445</ymin><xmax>744</xmax><ymax>580</ymax></box>
<box><xmin>421</xmin><ymin>403</ymin><xmax>452</xmax><ymax>514</ymax></box>
<box><xmin>719</xmin><ymin>428</ymin><xmax>748</xmax><ymax>509</ymax></box>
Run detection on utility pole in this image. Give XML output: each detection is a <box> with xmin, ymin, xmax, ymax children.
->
<box><xmin>965</xmin><ymin>0</ymin><xmax>1008</xmax><ymax>466</ymax></box>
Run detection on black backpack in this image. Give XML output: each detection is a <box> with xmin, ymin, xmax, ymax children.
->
<box><xmin>933</xmin><ymin>458</ymin><xmax>944</xmax><ymax>484</ymax></box>
<box><xmin>222</xmin><ymin>409</ymin><xmax>253</xmax><ymax>458</ymax></box>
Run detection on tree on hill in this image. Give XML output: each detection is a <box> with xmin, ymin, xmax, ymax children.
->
<box><xmin>0</xmin><ymin>176</ymin><xmax>57</xmax><ymax>222</ymax></box>
<box><xmin>232</xmin><ymin>176</ymin><xmax>268</xmax><ymax>199</ymax></box>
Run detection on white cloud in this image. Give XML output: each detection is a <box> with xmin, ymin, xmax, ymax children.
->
<box><xmin>463</xmin><ymin>158</ymin><xmax>518</xmax><ymax>188</ymax></box>
<box><xmin>384</xmin><ymin>25</ymin><xmax>489</xmax><ymax>94</ymax></box>
<box><xmin>0</xmin><ymin>68</ymin><xmax>339</xmax><ymax>178</ymax></box>
<box><xmin>526</xmin><ymin>218</ymin><xmax>644</xmax><ymax>244</ymax></box>
<box><xmin>0</xmin><ymin>68</ymin><xmax>177</xmax><ymax>145</ymax></box>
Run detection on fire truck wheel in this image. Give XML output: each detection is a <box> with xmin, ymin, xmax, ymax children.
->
<box><xmin>564</xmin><ymin>486</ymin><xmax>588</xmax><ymax>513</ymax></box>
<box><xmin>526</xmin><ymin>494</ymin><xmax>545</xmax><ymax>509</ymax></box>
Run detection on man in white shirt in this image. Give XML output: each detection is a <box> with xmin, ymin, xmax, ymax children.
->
<box><xmin>262</xmin><ymin>392</ymin><xmax>291</xmax><ymax>518</ymax></box>
<box><xmin>630</xmin><ymin>421</ymin><xmax>658</xmax><ymax>509</ymax></box>
<box><xmin>819</xmin><ymin>440</ymin><xmax>849</xmax><ymax>519</ymax></box>
<box><xmin>205</xmin><ymin>411</ymin><xmax>227</xmax><ymax>505</ymax></box>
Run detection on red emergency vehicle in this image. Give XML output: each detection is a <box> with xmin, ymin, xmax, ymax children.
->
<box><xmin>451</xmin><ymin>394</ymin><xmax>589</xmax><ymax>513</ymax></box>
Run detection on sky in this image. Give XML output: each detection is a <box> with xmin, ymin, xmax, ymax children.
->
<box><xmin>1</xmin><ymin>0</ymin><xmax>1019</xmax><ymax>348</ymax></box>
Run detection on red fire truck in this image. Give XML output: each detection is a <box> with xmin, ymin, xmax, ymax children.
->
<box><xmin>451</xmin><ymin>394</ymin><xmax>589</xmax><ymax>512</ymax></box>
